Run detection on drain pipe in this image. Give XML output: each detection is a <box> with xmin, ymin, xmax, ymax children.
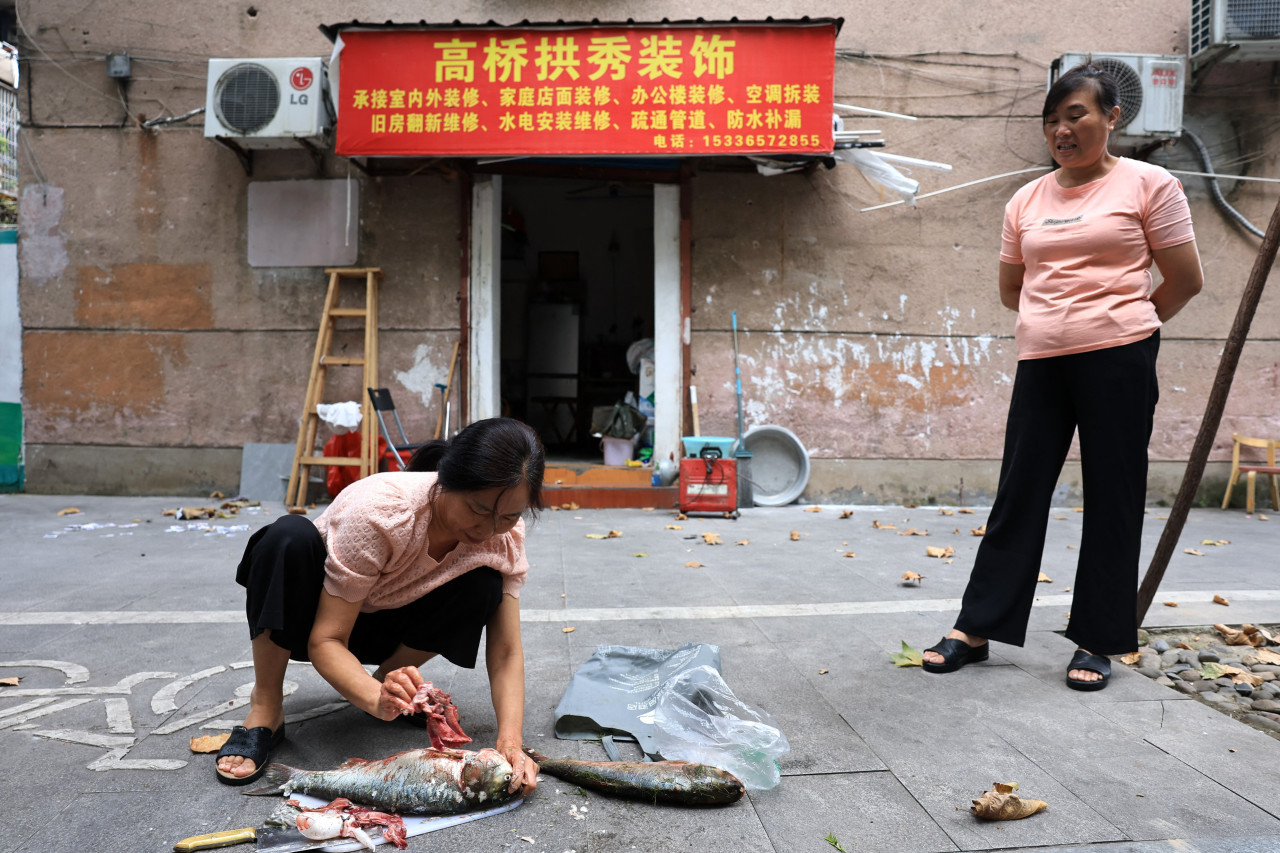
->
<box><xmin>1180</xmin><ymin>128</ymin><xmax>1264</xmax><ymax>239</ymax></box>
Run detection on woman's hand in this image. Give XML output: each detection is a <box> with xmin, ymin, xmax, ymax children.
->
<box><xmin>498</xmin><ymin>743</ymin><xmax>538</xmax><ymax>796</ymax></box>
<box><xmin>375</xmin><ymin>665</ymin><xmax>426</xmax><ymax>721</ymax></box>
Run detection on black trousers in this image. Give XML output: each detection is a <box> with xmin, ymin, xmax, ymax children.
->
<box><xmin>235</xmin><ymin>513</ymin><xmax>504</xmax><ymax>668</ymax></box>
<box><xmin>955</xmin><ymin>332</ymin><xmax>1159</xmax><ymax>656</ymax></box>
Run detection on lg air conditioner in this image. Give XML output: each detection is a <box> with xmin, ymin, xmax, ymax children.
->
<box><xmin>1050</xmin><ymin>53</ymin><xmax>1184</xmax><ymax>144</ymax></box>
<box><xmin>1192</xmin><ymin>0</ymin><xmax>1280</xmax><ymax>66</ymax></box>
<box><xmin>204</xmin><ymin>58</ymin><xmax>331</xmax><ymax>149</ymax></box>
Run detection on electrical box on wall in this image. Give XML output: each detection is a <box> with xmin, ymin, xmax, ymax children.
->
<box><xmin>1051</xmin><ymin>53</ymin><xmax>1185</xmax><ymax>144</ymax></box>
<box><xmin>204</xmin><ymin>57</ymin><xmax>332</xmax><ymax>148</ymax></box>
<box><xmin>1192</xmin><ymin>0</ymin><xmax>1280</xmax><ymax>66</ymax></box>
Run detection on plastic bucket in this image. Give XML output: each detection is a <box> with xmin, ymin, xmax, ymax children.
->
<box><xmin>740</xmin><ymin>426</ymin><xmax>809</xmax><ymax>506</ymax></box>
<box><xmin>601</xmin><ymin>436</ymin><xmax>635</xmax><ymax>466</ymax></box>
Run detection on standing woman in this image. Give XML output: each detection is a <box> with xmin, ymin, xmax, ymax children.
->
<box><xmin>215</xmin><ymin>417</ymin><xmax>543</xmax><ymax>793</ymax></box>
<box><xmin>921</xmin><ymin>64</ymin><xmax>1203</xmax><ymax>689</ymax></box>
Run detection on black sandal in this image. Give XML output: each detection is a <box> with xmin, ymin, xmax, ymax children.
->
<box><xmin>215</xmin><ymin>723</ymin><xmax>286</xmax><ymax>786</ymax></box>
<box><xmin>1065</xmin><ymin>649</ymin><xmax>1110</xmax><ymax>691</ymax></box>
<box><xmin>922</xmin><ymin>637</ymin><xmax>989</xmax><ymax>673</ymax></box>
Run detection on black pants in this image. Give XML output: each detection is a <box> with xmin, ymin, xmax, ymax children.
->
<box><xmin>955</xmin><ymin>332</ymin><xmax>1159</xmax><ymax>656</ymax></box>
<box><xmin>235</xmin><ymin>514</ymin><xmax>504</xmax><ymax>668</ymax></box>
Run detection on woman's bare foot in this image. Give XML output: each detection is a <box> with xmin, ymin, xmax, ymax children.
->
<box><xmin>922</xmin><ymin>629</ymin><xmax>987</xmax><ymax>666</ymax></box>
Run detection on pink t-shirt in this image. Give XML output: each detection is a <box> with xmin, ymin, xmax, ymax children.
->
<box><xmin>311</xmin><ymin>472</ymin><xmax>529</xmax><ymax>612</ymax></box>
<box><xmin>1001</xmin><ymin>157</ymin><xmax>1194</xmax><ymax>359</ymax></box>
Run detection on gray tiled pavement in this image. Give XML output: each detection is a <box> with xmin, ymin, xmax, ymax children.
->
<box><xmin>2</xmin><ymin>491</ymin><xmax>1279</xmax><ymax>852</ymax></box>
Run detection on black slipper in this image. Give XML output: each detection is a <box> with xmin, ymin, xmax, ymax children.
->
<box><xmin>922</xmin><ymin>637</ymin><xmax>989</xmax><ymax>673</ymax></box>
<box><xmin>215</xmin><ymin>723</ymin><xmax>286</xmax><ymax>786</ymax></box>
<box><xmin>1065</xmin><ymin>649</ymin><xmax>1111</xmax><ymax>691</ymax></box>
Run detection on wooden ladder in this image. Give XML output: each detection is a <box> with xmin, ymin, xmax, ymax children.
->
<box><xmin>285</xmin><ymin>267</ymin><xmax>382</xmax><ymax>509</ymax></box>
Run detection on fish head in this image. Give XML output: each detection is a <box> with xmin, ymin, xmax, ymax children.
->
<box><xmin>459</xmin><ymin>748</ymin><xmax>516</xmax><ymax>803</ymax></box>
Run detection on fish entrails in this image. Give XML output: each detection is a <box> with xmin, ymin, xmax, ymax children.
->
<box><xmin>244</xmin><ymin>747</ymin><xmax>515</xmax><ymax>815</ymax></box>
<box><xmin>522</xmin><ymin>747</ymin><xmax>745</xmax><ymax>806</ymax></box>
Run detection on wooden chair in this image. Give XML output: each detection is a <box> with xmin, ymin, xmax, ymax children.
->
<box><xmin>1221</xmin><ymin>434</ymin><xmax>1280</xmax><ymax>513</ymax></box>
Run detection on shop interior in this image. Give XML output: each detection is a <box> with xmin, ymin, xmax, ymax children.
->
<box><xmin>498</xmin><ymin>176</ymin><xmax>656</xmax><ymax>464</ymax></box>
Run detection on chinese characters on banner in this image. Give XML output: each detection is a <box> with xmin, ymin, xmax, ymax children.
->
<box><xmin>335</xmin><ymin>24</ymin><xmax>836</xmax><ymax>157</ymax></box>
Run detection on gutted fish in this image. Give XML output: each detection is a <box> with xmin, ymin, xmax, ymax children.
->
<box><xmin>522</xmin><ymin>747</ymin><xmax>745</xmax><ymax>806</ymax></box>
<box><xmin>245</xmin><ymin>747</ymin><xmax>516</xmax><ymax>815</ymax></box>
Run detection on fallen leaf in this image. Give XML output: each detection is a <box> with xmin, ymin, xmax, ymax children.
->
<box><xmin>925</xmin><ymin>545</ymin><xmax>955</xmax><ymax>558</ymax></box>
<box><xmin>287</xmin><ymin>506</ymin><xmax>309</xmax><ymax>515</ymax></box>
<box><xmin>1064</xmin><ymin>587</ymin><xmax>1071</xmax><ymax>592</ymax></box>
<box><xmin>1184</xmin><ymin>548</ymin><xmax>1206</xmax><ymax>556</ymax></box>
<box><xmin>971</xmin><ymin>784</ymin><xmax>1048</xmax><ymax>820</ymax></box>
<box><xmin>1066</xmin><ymin>545</ymin><xmax>1077</xmax><ymax>550</ymax></box>
<box><xmin>735</xmin><ymin>539</ymin><xmax>750</xmax><ymax>546</ymax></box>
<box><xmin>1037</xmin><ymin>572</ymin><xmax>1053</xmax><ymax>583</ymax></box>
<box><xmin>1221</xmin><ymin>664</ymin><xmax>1264</xmax><ymax>687</ymax></box>
<box><xmin>1215</xmin><ymin>623</ymin><xmax>1265</xmax><ymax>646</ymax></box>
<box><xmin>0</xmin><ymin>676</ymin><xmax>19</xmax><ymax>686</ymax></box>
<box><xmin>607</xmin><ymin>530</ymin><xmax>623</xmax><ymax>538</ymax></box>
<box><xmin>839</xmin><ymin>510</ymin><xmax>854</xmax><ymax>519</ymax></box>
<box><xmin>1073</xmin><ymin>507</ymin><xmax>1084</xmax><ymax>513</ymax></box>
<box><xmin>971</xmin><ymin>525</ymin><xmax>987</xmax><ymax>536</ymax></box>
<box><xmin>209</xmin><ymin>490</ymin><xmax>225</xmax><ymax>499</ymax></box>
<box><xmin>584</xmin><ymin>533</ymin><xmax>607</xmax><ymax>540</ymax></box>
<box><xmin>888</xmin><ymin>640</ymin><xmax>923</xmax><ymax>667</ymax></box>
<box><xmin>642</xmin><ymin>507</ymin><xmax>655</xmax><ymax>511</ymax></box>
<box><xmin>790</xmin><ymin>531</ymin><xmax>801</xmax><ymax>541</ymax></box>
<box><xmin>162</xmin><ymin>508</ymin><xmax>178</xmax><ymax>517</ymax></box>
<box><xmin>1175</xmin><ymin>642</ymin><xmax>1193</xmax><ymax>650</ymax></box>
<box><xmin>1156</xmin><ymin>515</ymin><xmax>1168</xmax><ymax>520</ymax></box>
<box><xmin>685</xmin><ymin>561</ymin><xmax>703</xmax><ymax>568</ymax></box>
<box><xmin>1053</xmin><ymin>515</ymin><xmax>1067</xmax><ymax>520</ymax></box>
<box><xmin>56</xmin><ymin>507</ymin><xmax>82</xmax><ymax>516</ymax></box>
<box><xmin>805</xmin><ymin>506</ymin><xmax>822</xmax><ymax>513</ymax></box>
<box><xmin>872</xmin><ymin>520</ymin><xmax>897</xmax><ymax>530</ymax></box>
<box><xmin>189</xmin><ymin>733</ymin><xmax>231</xmax><ymax>753</ymax></box>
<box><xmin>1119</xmin><ymin>652</ymin><xmax>1142</xmax><ymax>665</ymax></box>
<box><xmin>898</xmin><ymin>528</ymin><xmax>929</xmax><ymax>536</ymax></box>
<box><xmin>1163</xmin><ymin>601</ymin><xmax>1178</xmax><ymax>607</ymax></box>
<box><xmin>958</xmin><ymin>508</ymin><xmax>975</xmax><ymax>514</ymax></box>
<box><xmin>675</xmin><ymin>513</ymin><xmax>688</xmax><ymax>520</ymax></box>
<box><xmin>518</xmin><ymin>836</ymin><xmax>535</xmax><ymax>844</ymax></box>
<box><xmin>562</xmin><ymin>627</ymin><xmax>576</xmax><ymax>633</ymax></box>
<box><xmin>1213</xmin><ymin>594</ymin><xmax>1230</xmax><ymax>606</ymax></box>
<box><xmin>843</xmin><ymin>551</ymin><xmax>856</xmax><ymax>558</ymax></box>
<box><xmin>939</xmin><ymin>508</ymin><xmax>954</xmax><ymax>516</ymax></box>
<box><xmin>1259</xmin><ymin>514</ymin><xmax>1270</xmax><ymax>521</ymax></box>
<box><xmin>902</xmin><ymin>571</ymin><xmax>923</xmax><ymax>585</ymax></box>
<box><xmin>665</xmin><ymin>524</ymin><xmax>684</xmax><ymax>530</ymax></box>
<box><xmin>1256</xmin><ymin>649</ymin><xmax>1280</xmax><ymax>665</ymax></box>
<box><xmin>1202</xmin><ymin>539</ymin><xmax>1231</xmax><ymax>546</ymax></box>
<box><xmin>701</xmin><ymin>532</ymin><xmax>722</xmax><ymax>545</ymax></box>
<box><xmin>944</xmin><ymin>558</ymin><xmax>954</xmax><ymax>564</ymax></box>
<box><xmin>818</xmin><ymin>668</ymin><xmax>829</xmax><ymax>675</ymax></box>
<box><xmin>633</xmin><ymin>552</ymin><xmax>648</xmax><ymax>558</ymax></box>
<box><xmin>568</xmin><ymin>502</ymin><xmax>580</xmax><ymax>510</ymax></box>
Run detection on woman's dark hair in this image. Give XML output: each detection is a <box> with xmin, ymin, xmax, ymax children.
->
<box><xmin>406</xmin><ymin>417</ymin><xmax>545</xmax><ymax>513</ymax></box>
<box><xmin>1043</xmin><ymin>63</ymin><xmax>1120</xmax><ymax>123</ymax></box>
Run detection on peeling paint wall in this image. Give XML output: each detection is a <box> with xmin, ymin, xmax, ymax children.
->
<box><xmin>12</xmin><ymin>0</ymin><xmax>1280</xmax><ymax>500</ymax></box>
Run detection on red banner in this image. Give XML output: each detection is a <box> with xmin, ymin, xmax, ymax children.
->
<box><xmin>335</xmin><ymin>24</ymin><xmax>836</xmax><ymax>157</ymax></box>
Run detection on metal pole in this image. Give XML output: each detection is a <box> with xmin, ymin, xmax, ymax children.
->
<box><xmin>1136</xmin><ymin>195</ymin><xmax>1280</xmax><ymax>625</ymax></box>
<box><xmin>732</xmin><ymin>311</ymin><xmax>744</xmax><ymax>444</ymax></box>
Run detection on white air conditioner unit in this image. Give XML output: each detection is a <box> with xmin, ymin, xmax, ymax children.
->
<box><xmin>1050</xmin><ymin>53</ymin><xmax>1184</xmax><ymax>144</ymax></box>
<box><xmin>1192</xmin><ymin>0</ymin><xmax>1280</xmax><ymax>65</ymax></box>
<box><xmin>204</xmin><ymin>58</ymin><xmax>331</xmax><ymax>149</ymax></box>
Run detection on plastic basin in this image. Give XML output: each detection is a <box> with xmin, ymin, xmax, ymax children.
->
<box><xmin>739</xmin><ymin>425</ymin><xmax>810</xmax><ymax>506</ymax></box>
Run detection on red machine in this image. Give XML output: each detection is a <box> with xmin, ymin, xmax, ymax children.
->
<box><xmin>678</xmin><ymin>447</ymin><xmax>738</xmax><ymax>516</ymax></box>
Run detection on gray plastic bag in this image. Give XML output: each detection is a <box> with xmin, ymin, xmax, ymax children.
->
<box><xmin>552</xmin><ymin>643</ymin><xmax>722</xmax><ymax>757</ymax></box>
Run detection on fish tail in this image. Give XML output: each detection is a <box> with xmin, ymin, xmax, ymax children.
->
<box><xmin>521</xmin><ymin>746</ymin><xmax>550</xmax><ymax>763</ymax></box>
<box><xmin>242</xmin><ymin>763</ymin><xmax>296</xmax><ymax>796</ymax></box>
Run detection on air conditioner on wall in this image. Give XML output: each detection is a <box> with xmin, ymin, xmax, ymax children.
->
<box><xmin>204</xmin><ymin>58</ymin><xmax>331</xmax><ymax>148</ymax></box>
<box><xmin>1050</xmin><ymin>53</ymin><xmax>1184</xmax><ymax>144</ymax></box>
<box><xmin>1192</xmin><ymin>0</ymin><xmax>1280</xmax><ymax>65</ymax></box>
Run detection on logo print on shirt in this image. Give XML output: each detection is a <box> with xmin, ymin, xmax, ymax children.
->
<box><xmin>1041</xmin><ymin>215</ymin><xmax>1083</xmax><ymax>227</ymax></box>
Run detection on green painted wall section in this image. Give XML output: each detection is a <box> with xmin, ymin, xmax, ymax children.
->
<box><xmin>0</xmin><ymin>401</ymin><xmax>23</xmax><ymax>491</ymax></box>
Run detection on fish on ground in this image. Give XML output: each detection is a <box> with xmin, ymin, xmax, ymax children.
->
<box><xmin>522</xmin><ymin>747</ymin><xmax>745</xmax><ymax>806</ymax></box>
<box><xmin>246</xmin><ymin>747</ymin><xmax>516</xmax><ymax>815</ymax></box>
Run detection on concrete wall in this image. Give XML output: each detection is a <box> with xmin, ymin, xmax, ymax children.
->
<box><xmin>12</xmin><ymin>0</ymin><xmax>1280</xmax><ymax>502</ymax></box>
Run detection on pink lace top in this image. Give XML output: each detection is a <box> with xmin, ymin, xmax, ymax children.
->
<box><xmin>311</xmin><ymin>472</ymin><xmax>529</xmax><ymax>612</ymax></box>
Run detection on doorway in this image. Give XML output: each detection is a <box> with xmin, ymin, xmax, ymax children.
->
<box><xmin>498</xmin><ymin>176</ymin><xmax>656</xmax><ymax>463</ymax></box>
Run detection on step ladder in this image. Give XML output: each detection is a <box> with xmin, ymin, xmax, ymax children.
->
<box><xmin>285</xmin><ymin>267</ymin><xmax>382</xmax><ymax>508</ymax></box>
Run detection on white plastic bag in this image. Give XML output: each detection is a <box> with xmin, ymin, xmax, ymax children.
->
<box><xmin>837</xmin><ymin>148</ymin><xmax>920</xmax><ymax>204</ymax></box>
<box><xmin>316</xmin><ymin>401</ymin><xmax>363</xmax><ymax>433</ymax></box>
<box><xmin>652</xmin><ymin>665</ymin><xmax>790</xmax><ymax>790</ymax></box>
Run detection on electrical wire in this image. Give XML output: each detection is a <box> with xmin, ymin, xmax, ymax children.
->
<box><xmin>1180</xmin><ymin>128</ymin><xmax>1265</xmax><ymax>239</ymax></box>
